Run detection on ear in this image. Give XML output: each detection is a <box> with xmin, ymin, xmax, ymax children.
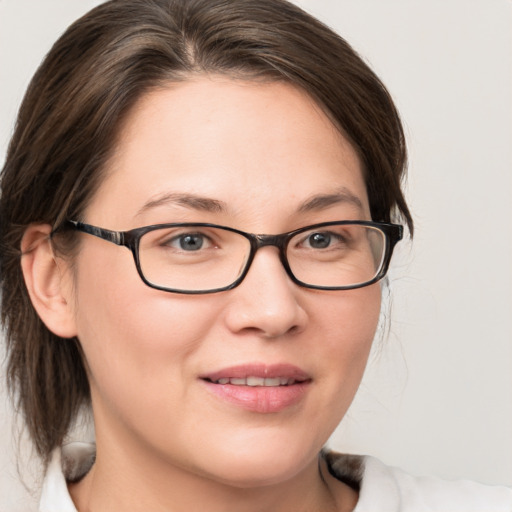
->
<box><xmin>21</xmin><ymin>224</ymin><xmax>78</xmax><ymax>338</ymax></box>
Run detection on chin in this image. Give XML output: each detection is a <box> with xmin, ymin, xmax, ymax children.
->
<box><xmin>207</xmin><ymin>461</ymin><xmax>308</xmax><ymax>489</ymax></box>
<box><xmin>191</xmin><ymin>436</ymin><xmax>320</xmax><ymax>489</ymax></box>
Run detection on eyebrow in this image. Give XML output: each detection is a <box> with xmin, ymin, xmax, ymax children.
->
<box><xmin>136</xmin><ymin>187</ymin><xmax>364</xmax><ymax>217</ymax></box>
<box><xmin>297</xmin><ymin>187</ymin><xmax>364</xmax><ymax>213</ymax></box>
<box><xmin>136</xmin><ymin>192</ymin><xmax>226</xmax><ymax>216</ymax></box>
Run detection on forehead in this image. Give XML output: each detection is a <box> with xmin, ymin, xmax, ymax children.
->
<box><xmin>87</xmin><ymin>77</ymin><xmax>369</xmax><ymax>229</ymax></box>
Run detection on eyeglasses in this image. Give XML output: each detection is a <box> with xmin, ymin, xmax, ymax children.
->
<box><xmin>61</xmin><ymin>220</ymin><xmax>403</xmax><ymax>294</ymax></box>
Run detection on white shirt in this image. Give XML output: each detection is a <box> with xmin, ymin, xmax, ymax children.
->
<box><xmin>39</xmin><ymin>443</ymin><xmax>512</xmax><ymax>512</ymax></box>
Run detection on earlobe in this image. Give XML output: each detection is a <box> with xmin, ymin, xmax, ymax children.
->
<box><xmin>21</xmin><ymin>224</ymin><xmax>78</xmax><ymax>339</ymax></box>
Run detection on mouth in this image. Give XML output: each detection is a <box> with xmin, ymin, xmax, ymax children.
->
<box><xmin>200</xmin><ymin>364</ymin><xmax>311</xmax><ymax>413</ymax></box>
<box><xmin>200</xmin><ymin>363</ymin><xmax>310</xmax><ymax>386</ymax></box>
<box><xmin>205</xmin><ymin>376</ymin><xmax>302</xmax><ymax>387</ymax></box>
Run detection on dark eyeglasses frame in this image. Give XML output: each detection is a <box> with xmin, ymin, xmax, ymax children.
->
<box><xmin>58</xmin><ymin>220</ymin><xmax>403</xmax><ymax>294</ymax></box>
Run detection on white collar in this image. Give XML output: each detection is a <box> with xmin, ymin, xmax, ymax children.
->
<box><xmin>39</xmin><ymin>444</ymin><xmax>512</xmax><ymax>512</ymax></box>
<box><xmin>39</xmin><ymin>442</ymin><xmax>95</xmax><ymax>512</ymax></box>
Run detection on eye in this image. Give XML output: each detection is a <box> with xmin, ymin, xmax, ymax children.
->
<box><xmin>166</xmin><ymin>232</ymin><xmax>212</xmax><ymax>251</ymax></box>
<box><xmin>293</xmin><ymin>228</ymin><xmax>350</xmax><ymax>253</ymax></box>
<box><xmin>305</xmin><ymin>232</ymin><xmax>332</xmax><ymax>249</ymax></box>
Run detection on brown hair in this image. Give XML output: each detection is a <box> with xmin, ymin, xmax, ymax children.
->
<box><xmin>0</xmin><ymin>0</ymin><xmax>413</xmax><ymax>462</ymax></box>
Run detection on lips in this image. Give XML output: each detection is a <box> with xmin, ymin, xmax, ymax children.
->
<box><xmin>201</xmin><ymin>363</ymin><xmax>310</xmax><ymax>383</ymax></box>
<box><xmin>200</xmin><ymin>364</ymin><xmax>311</xmax><ymax>413</ymax></box>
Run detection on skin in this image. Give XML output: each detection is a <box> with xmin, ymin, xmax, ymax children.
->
<box><xmin>23</xmin><ymin>77</ymin><xmax>381</xmax><ymax>511</ymax></box>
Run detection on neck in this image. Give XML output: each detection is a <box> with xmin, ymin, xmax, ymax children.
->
<box><xmin>68</xmin><ymin>435</ymin><xmax>357</xmax><ymax>512</ymax></box>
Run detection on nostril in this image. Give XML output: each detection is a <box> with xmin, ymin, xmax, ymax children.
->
<box><xmin>222</xmin><ymin>247</ymin><xmax>308</xmax><ymax>337</ymax></box>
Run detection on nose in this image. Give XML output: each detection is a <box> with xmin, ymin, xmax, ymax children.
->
<box><xmin>223</xmin><ymin>247</ymin><xmax>308</xmax><ymax>338</ymax></box>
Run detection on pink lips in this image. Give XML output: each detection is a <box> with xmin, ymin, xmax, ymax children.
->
<box><xmin>200</xmin><ymin>364</ymin><xmax>311</xmax><ymax>414</ymax></box>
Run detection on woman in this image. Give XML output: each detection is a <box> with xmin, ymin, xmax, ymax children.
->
<box><xmin>0</xmin><ymin>0</ymin><xmax>510</xmax><ymax>510</ymax></box>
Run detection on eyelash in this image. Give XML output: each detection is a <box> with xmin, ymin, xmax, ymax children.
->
<box><xmin>295</xmin><ymin>230</ymin><xmax>348</xmax><ymax>250</ymax></box>
<box><xmin>161</xmin><ymin>231</ymin><xmax>216</xmax><ymax>251</ymax></box>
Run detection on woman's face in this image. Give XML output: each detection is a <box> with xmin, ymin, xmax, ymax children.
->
<box><xmin>67</xmin><ymin>78</ymin><xmax>381</xmax><ymax>486</ymax></box>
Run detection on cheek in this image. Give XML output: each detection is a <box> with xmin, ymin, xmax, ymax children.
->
<box><xmin>70</xmin><ymin>247</ymin><xmax>220</xmax><ymax>399</ymax></box>
<box><xmin>318</xmin><ymin>283</ymin><xmax>381</xmax><ymax>352</ymax></box>
<box><xmin>314</xmin><ymin>283</ymin><xmax>381</xmax><ymax>404</ymax></box>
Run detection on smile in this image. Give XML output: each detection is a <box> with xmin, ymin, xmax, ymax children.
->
<box><xmin>200</xmin><ymin>364</ymin><xmax>311</xmax><ymax>413</ymax></box>
<box><xmin>208</xmin><ymin>376</ymin><xmax>300</xmax><ymax>386</ymax></box>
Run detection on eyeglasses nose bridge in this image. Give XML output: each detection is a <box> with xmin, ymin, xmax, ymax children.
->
<box><xmin>244</xmin><ymin>233</ymin><xmax>292</xmax><ymax>277</ymax></box>
<box><xmin>254</xmin><ymin>233</ymin><xmax>287</xmax><ymax>248</ymax></box>
<box><xmin>252</xmin><ymin>233</ymin><xmax>291</xmax><ymax>261</ymax></box>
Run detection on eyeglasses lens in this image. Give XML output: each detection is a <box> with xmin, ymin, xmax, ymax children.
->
<box><xmin>138</xmin><ymin>224</ymin><xmax>386</xmax><ymax>292</ymax></box>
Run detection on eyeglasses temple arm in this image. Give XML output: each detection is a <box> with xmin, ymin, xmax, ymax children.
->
<box><xmin>67</xmin><ymin>220</ymin><xmax>125</xmax><ymax>246</ymax></box>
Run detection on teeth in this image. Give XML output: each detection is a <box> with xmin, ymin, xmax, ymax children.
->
<box><xmin>214</xmin><ymin>376</ymin><xmax>298</xmax><ymax>386</ymax></box>
<box><xmin>247</xmin><ymin>376</ymin><xmax>265</xmax><ymax>386</ymax></box>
